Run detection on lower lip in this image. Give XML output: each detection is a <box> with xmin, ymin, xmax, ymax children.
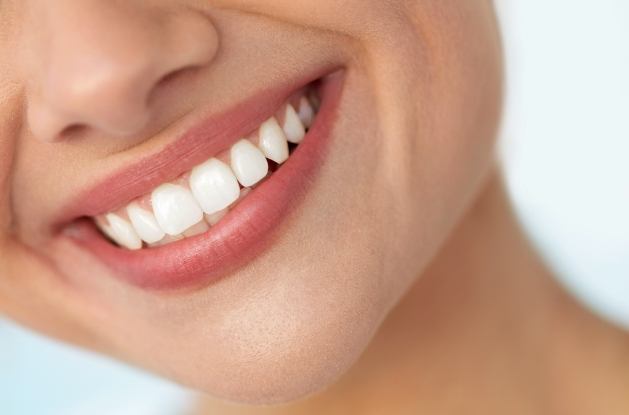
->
<box><xmin>70</xmin><ymin>71</ymin><xmax>345</xmax><ymax>291</ymax></box>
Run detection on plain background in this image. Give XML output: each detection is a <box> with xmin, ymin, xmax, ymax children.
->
<box><xmin>1</xmin><ymin>1</ymin><xmax>628</xmax><ymax>414</ymax></box>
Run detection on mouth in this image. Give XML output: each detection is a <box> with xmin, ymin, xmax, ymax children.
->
<box><xmin>63</xmin><ymin>69</ymin><xmax>345</xmax><ymax>291</ymax></box>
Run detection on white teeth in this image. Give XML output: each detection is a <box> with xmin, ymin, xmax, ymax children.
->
<box><xmin>298</xmin><ymin>97</ymin><xmax>314</xmax><ymax>128</ymax></box>
<box><xmin>282</xmin><ymin>104</ymin><xmax>306</xmax><ymax>144</ymax></box>
<box><xmin>105</xmin><ymin>213</ymin><xmax>142</xmax><ymax>250</ymax></box>
<box><xmin>230</xmin><ymin>139</ymin><xmax>269</xmax><ymax>187</ymax></box>
<box><xmin>151</xmin><ymin>184</ymin><xmax>204</xmax><ymax>236</ymax></box>
<box><xmin>97</xmin><ymin>89</ymin><xmax>320</xmax><ymax>250</ymax></box>
<box><xmin>189</xmin><ymin>158</ymin><xmax>241</xmax><ymax>215</ymax></box>
<box><xmin>126</xmin><ymin>203</ymin><xmax>165</xmax><ymax>244</ymax></box>
<box><xmin>258</xmin><ymin>117</ymin><xmax>289</xmax><ymax>164</ymax></box>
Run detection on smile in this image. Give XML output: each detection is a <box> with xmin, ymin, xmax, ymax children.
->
<box><xmin>64</xmin><ymin>69</ymin><xmax>345</xmax><ymax>291</ymax></box>
<box><xmin>95</xmin><ymin>88</ymin><xmax>319</xmax><ymax>250</ymax></box>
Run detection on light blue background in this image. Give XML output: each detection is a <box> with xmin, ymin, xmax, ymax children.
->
<box><xmin>1</xmin><ymin>1</ymin><xmax>628</xmax><ymax>414</ymax></box>
<box><xmin>499</xmin><ymin>0</ymin><xmax>629</xmax><ymax>327</ymax></box>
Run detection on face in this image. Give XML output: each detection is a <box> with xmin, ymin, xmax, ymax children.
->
<box><xmin>0</xmin><ymin>0</ymin><xmax>502</xmax><ymax>404</ymax></box>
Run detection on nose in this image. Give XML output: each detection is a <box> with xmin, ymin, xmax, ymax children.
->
<box><xmin>24</xmin><ymin>1</ymin><xmax>219</xmax><ymax>142</ymax></box>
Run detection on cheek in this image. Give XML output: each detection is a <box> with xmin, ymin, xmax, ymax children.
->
<box><xmin>362</xmin><ymin>0</ymin><xmax>503</xmax><ymax>292</ymax></box>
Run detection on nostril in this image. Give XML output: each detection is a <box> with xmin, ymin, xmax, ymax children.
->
<box><xmin>58</xmin><ymin>124</ymin><xmax>88</xmax><ymax>141</ymax></box>
<box><xmin>156</xmin><ymin>68</ymin><xmax>187</xmax><ymax>88</ymax></box>
<box><xmin>156</xmin><ymin>65</ymin><xmax>201</xmax><ymax>90</ymax></box>
<box><xmin>148</xmin><ymin>66</ymin><xmax>200</xmax><ymax>106</ymax></box>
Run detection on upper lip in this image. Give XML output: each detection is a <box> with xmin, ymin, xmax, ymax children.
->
<box><xmin>54</xmin><ymin>65</ymin><xmax>338</xmax><ymax>230</ymax></box>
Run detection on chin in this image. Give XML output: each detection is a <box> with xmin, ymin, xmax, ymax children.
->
<box><xmin>178</xmin><ymin>291</ymin><xmax>385</xmax><ymax>404</ymax></box>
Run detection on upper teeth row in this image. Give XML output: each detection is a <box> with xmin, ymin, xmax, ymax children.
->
<box><xmin>96</xmin><ymin>94</ymin><xmax>318</xmax><ymax>250</ymax></box>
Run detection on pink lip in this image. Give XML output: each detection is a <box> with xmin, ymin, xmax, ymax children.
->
<box><xmin>65</xmin><ymin>69</ymin><xmax>345</xmax><ymax>291</ymax></box>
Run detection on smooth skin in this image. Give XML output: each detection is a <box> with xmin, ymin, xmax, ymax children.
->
<box><xmin>1</xmin><ymin>1</ymin><xmax>628</xmax><ymax>414</ymax></box>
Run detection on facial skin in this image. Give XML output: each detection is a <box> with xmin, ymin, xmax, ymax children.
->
<box><xmin>0</xmin><ymin>0</ymin><xmax>502</xmax><ymax>405</ymax></box>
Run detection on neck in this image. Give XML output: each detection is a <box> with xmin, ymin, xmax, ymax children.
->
<box><xmin>197</xmin><ymin>169</ymin><xmax>629</xmax><ymax>414</ymax></box>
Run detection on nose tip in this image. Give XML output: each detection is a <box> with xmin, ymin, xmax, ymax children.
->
<box><xmin>26</xmin><ymin>5</ymin><xmax>219</xmax><ymax>142</ymax></box>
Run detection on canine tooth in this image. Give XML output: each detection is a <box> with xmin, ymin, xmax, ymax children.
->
<box><xmin>151</xmin><ymin>184</ymin><xmax>204</xmax><ymax>236</ymax></box>
<box><xmin>298</xmin><ymin>96</ymin><xmax>314</xmax><ymax>128</ymax></box>
<box><xmin>230</xmin><ymin>139</ymin><xmax>269</xmax><ymax>187</ymax></box>
<box><xmin>190</xmin><ymin>158</ymin><xmax>240</xmax><ymax>215</ymax></box>
<box><xmin>282</xmin><ymin>104</ymin><xmax>306</xmax><ymax>144</ymax></box>
<box><xmin>127</xmin><ymin>203</ymin><xmax>165</xmax><ymax>244</ymax></box>
<box><xmin>105</xmin><ymin>213</ymin><xmax>142</xmax><ymax>250</ymax></box>
<box><xmin>182</xmin><ymin>221</ymin><xmax>209</xmax><ymax>237</ymax></box>
<box><xmin>258</xmin><ymin>117</ymin><xmax>289</xmax><ymax>163</ymax></box>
